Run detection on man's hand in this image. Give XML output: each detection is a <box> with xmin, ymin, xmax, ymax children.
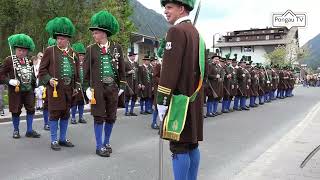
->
<box><xmin>157</xmin><ymin>104</ymin><xmax>168</xmax><ymax>122</ymax></box>
<box><xmin>118</xmin><ymin>89</ymin><xmax>124</xmax><ymax>96</ymax></box>
<box><xmin>86</xmin><ymin>88</ymin><xmax>92</xmax><ymax>100</ymax></box>
<box><xmin>49</xmin><ymin>78</ymin><xmax>58</xmax><ymax>87</ymax></box>
<box><xmin>9</xmin><ymin>79</ymin><xmax>20</xmax><ymax>86</ymax></box>
<box><xmin>128</xmin><ymin>70</ymin><xmax>135</xmax><ymax>74</ymax></box>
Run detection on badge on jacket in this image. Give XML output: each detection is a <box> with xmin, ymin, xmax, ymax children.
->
<box><xmin>166</xmin><ymin>42</ymin><xmax>172</xmax><ymax>50</ymax></box>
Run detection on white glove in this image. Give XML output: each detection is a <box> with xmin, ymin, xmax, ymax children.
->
<box><xmin>157</xmin><ymin>104</ymin><xmax>168</xmax><ymax>122</ymax></box>
<box><xmin>128</xmin><ymin>70</ymin><xmax>135</xmax><ymax>74</ymax></box>
<box><xmin>118</xmin><ymin>89</ymin><xmax>124</xmax><ymax>96</ymax></box>
<box><xmin>9</xmin><ymin>79</ymin><xmax>20</xmax><ymax>86</ymax></box>
<box><xmin>86</xmin><ymin>88</ymin><xmax>92</xmax><ymax>100</ymax></box>
<box><xmin>49</xmin><ymin>78</ymin><xmax>58</xmax><ymax>87</ymax></box>
<box><xmin>216</xmin><ymin>74</ymin><xmax>220</xmax><ymax>79</ymax></box>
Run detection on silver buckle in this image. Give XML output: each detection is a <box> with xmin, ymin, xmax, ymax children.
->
<box><xmin>102</xmin><ymin>77</ymin><xmax>114</xmax><ymax>84</ymax></box>
<box><xmin>63</xmin><ymin>77</ymin><xmax>71</xmax><ymax>85</ymax></box>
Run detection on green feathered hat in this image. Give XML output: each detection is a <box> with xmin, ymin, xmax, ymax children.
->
<box><xmin>225</xmin><ymin>53</ymin><xmax>231</xmax><ymax>60</ymax></box>
<box><xmin>89</xmin><ymin>10</ymin><xmax>120</xmax><ymax>37</ymax></box>
<box><xmin>161</xmin><ymin>0</ymin><xmax>196</xmax><ymax>11</ymax></box>
<box><xmin>45</xmin><ymin>17</ymin><xmax>76</xmax><ymax>39</ymax></box>
<box><xmin>8</xmin><ymin>34</ymin><xmax>35</xmax><ymax>52</ymax></box>
<box><xmin>47</xmin><ymin>37</ymin><xmax>56</xmax><ymax>46</ymax></box>
<box><xmin>72</xmin><ymin>42</ymin><xmax>86</xmax><ymax>54</ymax></box>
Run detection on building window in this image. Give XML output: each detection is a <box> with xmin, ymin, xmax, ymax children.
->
<box><xmin>245</xmin><ymin>36</ymin><xmax>249</xmax><ymax>40</ymax></box>
<box><xmin>266</xmin><ymin>35</ymin><xmax>269</xmax><ymax>40</ymax></box>
<box><xmin>275</xmin><ymin>35</ymin><xmax>281</xmax><ymax>39</ymax></box>
<box><xmin>236</xmin><ymin>37</ymin><xmax>240</xmax><ymax>41</ymax></box>
<box><xmin>243</xmin><ymin>46</ymin><xmax>252</xmax><ymax>52</ymax></box>
<box><xmin>279</xmin><ymin>29</ymin><xmax>284</xmax><ymax>33</ymax></box>
<box><xmin>257</xmin><ymin>36</ymin><xmax>260</xmax><ymax>40</ymax></box>
<box><xmin>227</xmin><ymin>37</ymin><xmax>232</xmax><ymax>42</ymax></box>
<box><xmin>271</xmin><ymin>30</ymin><xmax>274</xmax><ymax>33</ymax></box>
<box><xmin>262</xmin><ymin>30</ymin><xmax>265</xmax><ymax>33</ymax></box>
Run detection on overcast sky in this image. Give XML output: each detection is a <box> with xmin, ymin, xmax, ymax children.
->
<box><xmin>137</xmin><ymin>0</ymin><xmax>317</xmax><ymax>49</ymax></box>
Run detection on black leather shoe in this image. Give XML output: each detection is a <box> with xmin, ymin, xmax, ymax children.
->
<box><xmin>13</xmin><ymin>131</ymin><xmax>20</xmax><ymax>139</ymax></box>
<box><xmin>25</xmin><ymin>130</ymin><xmax>41</xmax><ymax>138</ymax></box>
<box><xmin>71</xmin><ymin>119</ymin><xmax>77</xmax><ymax>124</ymax></box>
<box><xmin>234</xmin><ymin>108</ymin><xmax>242</xmax><ymax>111</ymax></box>
<box><xmin>215</xmin><ymin>112</ymin><xmax>223</xmax><ymax>115</ymax></box>
<box><xmin>151</xmin><ymin>124</ymin><xmax>160</xmax><ymax>130</ymax></box>
<box><xmin>125</xmin><ymin>112</ymin><xmax>131</xmax><ymax>116</ymax></box>
<box><xmin>96</xmin><ymin>147</ymin><xmax>110</xmax><ymax>157</ymax></box>
<box><xmin>140</xmin><ymin>111</ymin><xmax>148</xmax><ymax>115</ymax></box>
<box><xmin>130</xmin><ymin>112</ymin><xmax>138</xmax><ymax>116</ymax></box>
<box><xmin>51</xmin><ymin>141</ymin><xmax>61</xmax><ymax>151</ymax></box>
<box><xmin>146</xmin><ymin>111</ymin><xmax>153</xmax><ymax>114</ymax></box>
<box><xmin>105</xmin><ymin>144</ymin><xmax>112</xmax><ymax>153</ymax></box>
<box><xmin>241</xmin><ymin>107</ymin><xmax>250</xmax><ymax>111</ymax></box>
<box><xmin>59</xmin><ymin>139</ymin><xmax>75</xmax><ymax>147</ymax></box>
<box><xmin>222</xmin><ymin>110</ymin><xmax>230</xmax><ymax>113</ymax></box>
<box><xmin>78</xmin><ymin>118</ymin><xmax>87</xmax><ymax>124</ymax></box>
<box><xmin>44</xmin><ymin>125</ymin><xmax>50</xmax><ymax>131</ymax></box>
<box><xmin>207</xmin><ymin>113</ymin><xmax>215</xmax><ymax>117</ymax></box>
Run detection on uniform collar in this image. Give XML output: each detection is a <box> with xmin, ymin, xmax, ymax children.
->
<box><xmin>98</xmin><ymin>41</ymin><xmax>110</xmax><ymax>48</ymax></box>
<box><xmin>174</xmin><ymin>16</ymin><xmax>191</xmax><ymax>25</ymax></box>
<box><xmin>129</xmin><ymin>59</ymin><xmax>134</xmax><ymax>64</ymax></box>
<box><xmin>57</xmin><ymin>46</ymin><xmax>69</xmax><ymax>53</ymax></box>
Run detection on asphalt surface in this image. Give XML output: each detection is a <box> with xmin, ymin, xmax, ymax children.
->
<box><xmin>0</xmin><ymin>86</ymin><xmax>319</xmax><ymax>180</ymax></box>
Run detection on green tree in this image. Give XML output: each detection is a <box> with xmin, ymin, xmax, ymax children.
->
<box><xmin>0</xmin><ymin>0</ymin><xmax>135</xmax><ymax>60</ymax></box>
<box><xmin>264</xmin><ymin>45</ymin><xmax>286</xmax><ymax>66</ymax></box>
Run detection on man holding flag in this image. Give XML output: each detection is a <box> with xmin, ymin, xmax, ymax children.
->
<box><xmin>157</xmin><ymin>0</ymin><xmax>205</xmax><ymax>179</ymax></box>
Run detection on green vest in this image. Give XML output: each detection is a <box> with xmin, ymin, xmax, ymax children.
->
<box><xmin>18</xmin><ymin>63</ymin><xmax>33</xmax><ymax>92</ymax></box>
<box><xmin>60</xmin><ymin>56</ymin><xmax>74</xmax><ymax>79</ymax></box>
<box><xmin>100</xmin><ymin>54</ymin><xmax>115</xmax><ymax>78</ymax></box>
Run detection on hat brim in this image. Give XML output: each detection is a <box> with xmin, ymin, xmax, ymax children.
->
<box><xmin>13</xmin><ymin>46</ymin><xmax>30</xmax><ymax>50</ymax></box>
<box><xmin>128</xmin><ymin>53</ymin><xmax>137</xmax><ymax>56</ymax></box>
<box><xmin>211</xmin><ymin>55</ymin><xmax>220</xmax><ymax>59</ymax></box>
<box><xmin>54</xmin><ymin>33</ymin><xmax>72</xmax><ymax>39</ymax></box>
<box><xmin>89</xmin><ymin>27</ymin><xmax>112</xmax><ymax>37</ymax></box>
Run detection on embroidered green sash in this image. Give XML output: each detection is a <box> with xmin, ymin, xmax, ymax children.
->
<box><xmin>162</xmin><ymin>36</ymin><xmax>205</xmax><ymax>141</ymax></box>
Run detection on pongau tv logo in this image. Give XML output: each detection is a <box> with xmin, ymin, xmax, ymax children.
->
<box><xmin>272</xmin><ymin>10</ymin><xmax>307</xmax><ymax>28</ymax></box>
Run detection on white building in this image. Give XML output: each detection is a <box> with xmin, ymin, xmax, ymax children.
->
<box><xmin>215</xmin><ymin>27</ymin><xmax>299</xmax><ymax>64</ymax></box>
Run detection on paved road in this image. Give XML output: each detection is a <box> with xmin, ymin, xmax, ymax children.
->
<box><xmin>0</xmin><ymin>86</ymin><xmax>319</xmax><ymax>180</ymax></box>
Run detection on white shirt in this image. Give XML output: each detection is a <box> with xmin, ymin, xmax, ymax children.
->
<box><xmin>174</xmin><ymin>16</ymin><xmax>191</xmax><ymax>25</ymax></box>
